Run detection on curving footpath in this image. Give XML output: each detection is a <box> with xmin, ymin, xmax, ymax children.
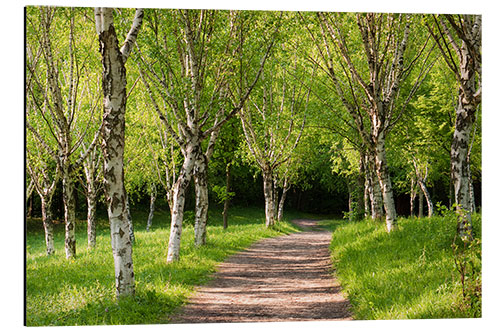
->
<box><xmin>169</xmin><ymin>219</ymin><xmax>352</xmax><ymax>323</ymax></box>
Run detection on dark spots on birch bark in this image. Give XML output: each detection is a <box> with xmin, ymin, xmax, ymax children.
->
<box><xmin>117</xmin><ymin>270</ymin><xmax>123</xmax><ymax>289</ymax></box>
<box><xmin>118</xmin><ymin>247</ymin><xmax>127</xmax><ymax>257</ymax></box>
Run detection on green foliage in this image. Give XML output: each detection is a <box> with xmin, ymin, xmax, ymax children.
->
<box><xmin>212</xmin><ymin>184</ymin><xmax>235</xmax><ymax>204</ymax></box>
<box><xmin>322</xmin><ymin>213</ymin><xmax>482</xmax><ymax>319</ymax></box>
<box><xmin>25</xmin><ymin>207</ymin><xmax>300</xmax><ymax>326</ymax></box>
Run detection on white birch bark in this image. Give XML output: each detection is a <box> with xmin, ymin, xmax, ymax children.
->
<box><xmin>418</xmin><ymin>180</ymin><xmax>433</xmax><ymax>217</ymax></box>
<box><xmin>62</xmin><ymin>168</ymin><xmax>77</xmax><ymax>258</ymax></box>
<box><xmin>194</xmin><ymin>152</ymin><xmax>209</xmax><ymax>246</ymax></box>
<box><xmin>222</xmin><ymin>163</ymin><xmax>231</xmax><ymax>229</ymax></box>
<box><xmin>81</xmin><ymin>144</ymin><xmax>102</xmax><ymax>249</ymax></box>
<box><xmin>413</xmin><ymin>161</ymin><xmax>433</xmax><ymax>218</ymax></box>
<box><xmin>366</xmin><ymin>154</ymin><xmax>384</xmax><ymax>220</ymax></box>
<box><xmin>418</xmin><ymin>187</ymin><xmax>424</xmax><ymax>218</ymax></box>
<box><xmin>364</xmin><ymin>174</ymin><xmax>371</xmax><ymax>218</ymax></box>
<box><xmin>263</xmin><ymin>167</ymin><xmax>275</xmax><ymax>228</ymax></box>
<box><xmin>374</xmin><ymin>137</ymin><xmax>397</xmax><ymax>231</ymax></box>
<box><xmin>40</xmin><ymin>196</ymin><xmax>55</xmax><ymax>256</ymax></box>
<box><xmin>277</xmin><ymin>178</ymin><xmax>289</xmax><ymax>222</ymax></box>
<box><xmin>95</xmin><ymin>7</ymin><xmax>144</xmax><ymax>298</ymax></box>
<box><xmin>86</xmin><ymin>186</ymin><xmax>97</xmax><ymax>248</ymax></box>
<box><xmin>167</xmin><ymin>142</ymin><xmax>198</xmax><ymax>262</ymax></box>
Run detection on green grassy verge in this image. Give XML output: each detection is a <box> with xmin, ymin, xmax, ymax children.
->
<box><xmin>26</xmin><ymin>206</ymin><xmax>300</xmax><ymax>326</ymax></box>
<box><xmin>319</xmin><ymin>212</ymin><xmax>482</xmax><ymax>320</ymax></box>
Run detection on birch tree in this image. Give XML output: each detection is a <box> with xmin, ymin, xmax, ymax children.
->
<box><xmin>26</xmin><ymin>7</ymin><xmax>102</xmax><ymax>258</ymax></box>
<box><xmin>308</xmin><ymin>12</ymin><xmax>435</xmax><ymax>231</ymax></box>
<box><xmin>136</xmin><ymin>9</ymin><xmax>278</xmax><ymax>261</ymax></box>
<box><xmin>240</xmin><ymin>56</ymin><xmax>310</xmax><ymax>227</ymax></box>
<box><xmin>95</xmin><ymin>7</ymin><xmax>144</xmax><ymax>298</ymax></box>
<box><xmin>79</xmin><ymin>140</ymin><xmax>103</xmax><ymax>248</ymax></box>
<box><xmin>26</xmin><ymin>132</ymin><xmax>60</xmax><ymax>256</ymax></box>
<box><xmin>426</xmin><ymin>14</ymin><xmax>481</xmax><ymax>239</ymax></box>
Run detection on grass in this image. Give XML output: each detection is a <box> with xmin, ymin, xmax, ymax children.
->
<box><xmin>25</xmin><ymin>206</ymin><xmax>300</xmax><ymax>326</ymax></box>
<box><xmin>319</xmin><ymin>212</ymin><xmax>482</xmax><ymax>320</ymax></box>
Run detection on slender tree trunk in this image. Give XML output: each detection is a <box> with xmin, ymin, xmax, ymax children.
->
<box><xmin>222</xmin><ymin>163</ymin><xmax>231</xmax><ymax>229</ymax></box>
<box><xmin>146</xmin><ymin>183</ymin><xmax>157</xmax><ymax>232</ymax></box>
<box><xmin>418</xmin><ymin>187</ymin><xmax>424</xmax><ymax>218</ymax></box>
<box><xmin>87</xmin><ymin>183</ymin><xmax>97</xmax><ymax>248</ymax></box>
<box><xmin>40</xmin><ymin>196</ymin><xmax>55</xmax><ymax>256</ymax></box>
<box><xmin>167</xmin><ymin>144</ymin><xmax>198</xmax><ymax>262</ymax></box>
<box><xmin>95</xmin><ymin>7</ymin><xmax>143</xmax><ymax>298</ymax></box>
<box><xmin>277</xmin><ymin>178</ymin><xmax>289</xmax><ymax>222</ymax></box>
<box><xmin>374</xmin><ymin>138</ymin><xmax>397</xmax><ymax>231</ymax></box>
<box><xmin>347</xmin><ymin>181</ymin><xmax>353</xmax><ymax>221</ymax></box>
<box><xmin>262</xmin><ymin>167</ymin><xmax>275</xmax><ymax>228</ymax></box>
<box><xmin>356</xmin><ymin>157</ymin><xmax>365</xmax><ymax>219</ymax></box>
<box><xmin>194</xmin><ymin>152</ymin><xmax>209</xmax><ymax>247</ymax></box>
<box><xmin>410</xmin><ymin>177</ymin><xmax>416</xmax><ymax>218</ymax></box>
<box><xmin>272</xmin><ymin>176</ymin><xmax>279</xmax><ymax>219</ymax></box>
<box><xmin>364</xmin><ymin>167</ymin><xmax>371</xmax><ymax>218</ymax></box>
<box><xmin>27</xmin><ymin>193</ymin><xmax>33</xmax><ymax>218</ymax></box>
<box><xmin>364</xmin><ymin>179</ymin><xmax>370</xmax><ymax>218</ymax></box>
<box><xmin>62</xmin><ymin>169</ymin><xmax>76</xmax><ymax>258</ymax></box>
<box><xmin>418</xmin><ymin>180</ymin><xmax>433</xmax><ymax>217</ymax></box>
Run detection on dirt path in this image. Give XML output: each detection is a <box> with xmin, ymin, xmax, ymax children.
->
<box><xmin>169</xmin><ymin>219</ymin><xmax>352</xmax><ymax>323</ymax></box>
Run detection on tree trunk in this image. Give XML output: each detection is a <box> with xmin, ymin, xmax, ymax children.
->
<box><xmin>87</xmin><ymin>183</ymin><xmax>97</xmax><ymax>248</ymax></box>
<box><xmin>40</xmin><ymin>196</ymin><xmax>55</xmax><ymax>256</ymax></box>
<box><xmin>374</xmin><ymin>138</ymin><xmax>397</xmax><ymax>231</ymax></box>
<box><xmin>364</xmin><ymin>180</ymin><xmax>370</xmax><ymax>218</ymax></box>
<box><xmin>356</xmin><ymin>157</ymin><xmax>365</xmax><ymax>219</ymax></box>
<box><xmin>418</xmin><ymin>187</ymin><xmax>424</xmax><ymax>218</ymax></box>
<box><xmin>347</xmin><ymin>181</ymin><xmax>353</xmax><ymax>221</ymax></box>
<box><xmin>194</xmin><ymin>152</ymin><xmax>209</xmax><ymax>247</ymax></box>
<box><xmin>262</xmin><ymin>167</ymin><xmax>275</xmax><ymax>228</ymax></box>
<box><xmin>95</xmin><ymin>7</ymin><xmax>143</xmax><ymax>298</ymax></box>
<box><xmin>364</xmin><ymin>167</ymin><xmax>371</xmax><ymax>218</ymax></box>
<box><xmin>167</xmin><ymin>144</ymin><xmax>198</xmax><ymax>263</ymax></box>
<box><xmin>62</xmin><ymin>169</ymin><xmax>76</xmax><ymax>258</ymax></box>
<box><xmin>272</xmin><ymin>176</ymin><xmax>279</xmax><ymax>219</ymax></box>
<box><xmin>125</xmin><ymin>191</ymin><xmax>134</xmax><ymax>244</ymax></box>
<box><xmin>27</xmin><ymin>193</ymin><xmax>33</xmax><ymax>218</ymax></box>
<box><xmin>410</xmin><ymin>177</ymin><xmax>416</xmax><ymax>218</ymax></box>
<box><xmin>469</xmin><ymin>174</ymin><xmax>476</xmax><ymax>213</ymax></box>
<box><xmin>277</xmin><ymin>178</ymin><xmax>289</xmax><ymax>222</ymax></box>
<box><xmin>418</xmin><ymin>180</ymin><xmax>433</xmax><ymax>217</ymax></box>
<box><xmin>366</xmin><ymin>154</ymin><xmax>384</xmax><ymax>220</ymax></box>
<box><xmin>146</xmin><ymin>183</ymin><xmax>157</xmax><ymax>232</ymax></box>
<box><xmin>451</xmin><ymin>98</ymin><xmax>475</xmax><ymax>239</ymax></box>
<box><xmin>222</xmin><ymin>163</ymin><xmax>231</xmax><ymax>229</ymax></box>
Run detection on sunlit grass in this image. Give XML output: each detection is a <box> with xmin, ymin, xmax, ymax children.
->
<box><xmin>26</xmin><ymin>206</ymin><xmax>300</xmax><ymax>326</ymax></box>
<box><xmin>321</xmin><ymin>213</ymin><xmax>481</xmax><ymax>319</ymax></box>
